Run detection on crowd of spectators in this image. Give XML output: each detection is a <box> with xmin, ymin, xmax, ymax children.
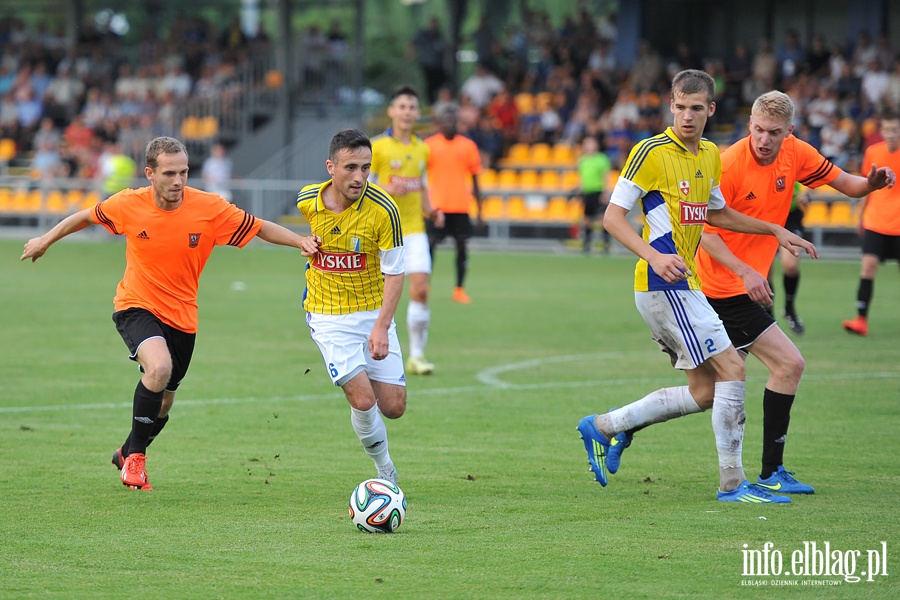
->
<box><xmin>0</xmin><ymin>14</ymin><xmax>268</xmax><ymax>182</ymax></box>
<box><xmin>433</xmin><ymin>8</ymin><xmax>900</xmax><ymax>174</ymax></box>
<box><xmin>3</xmin><ymin>8</ymin><xmax>900</xmax><ymax>191</ymax></box>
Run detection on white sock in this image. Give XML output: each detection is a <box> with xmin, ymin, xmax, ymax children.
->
<box><xmin>350</xmin><ymin>404</ymin><xmax>392</xmax><ymax>471</ymax></box>
<box><xmin>406</xmin><ymin>300</ymin><xmax>430</xmax><ymax>359</ymax></box>
<box><xmin>606</xmin><ymin>386</ymin><xmax>702</xmax><ymax>435</ymax></box>
<box><xmin>711</xmin><ymin>381</ymin><xmax>747</xmax><ymax>490</ymax></box>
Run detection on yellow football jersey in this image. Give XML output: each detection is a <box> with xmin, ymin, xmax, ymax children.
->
<box><xmin>371</xmin><ymin>131</ymin><xmax>430</xmax><ymax>235</ymax></box>
<box><xmin>297</xmin><ymin>180</ymin><xmax>403</xmax><ymax>314</ymax></box>
<box><xmin>620</xmin><ymin>127</ymin><xmax>722</xmax><ymax>292</ymax></box>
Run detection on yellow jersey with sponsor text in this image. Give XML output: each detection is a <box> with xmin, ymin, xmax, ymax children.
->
<box><xmin>297</xmin><ymin>180</ymin><xmax>403</xmax><ymax>314</ymax></box>
<box><xmin>621</xmin><ymin>127</ymin><xmax>722</xmax><ymax>291</ymax></box>
<box><xmin>371</xmin><ymin>130</ymin><xmax>430</xmax><ymax>235</ymax></box>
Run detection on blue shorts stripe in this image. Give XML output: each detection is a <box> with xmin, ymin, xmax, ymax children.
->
<box><xmin>664</xmin><ymin>290</ymin><xmax>704</xmax><ymax>366</ymax></box>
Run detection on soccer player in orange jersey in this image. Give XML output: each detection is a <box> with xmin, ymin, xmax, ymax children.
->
<box><xmin>694</xmin><ymin>92</ymin><xmax>895</xmax><ymax>493</ymax></box>
<box><xmin>21</xmin><ymin>137</ymin><xmax>320</xmax><ymax>490</ymax></box>
<box><xmin>843</xmin><ymin>112</ymin><xmax>900</xmax><ymax>337</ymax></box>
<box><xmin>425</xmin><ymin>104</ymin><xmax>483</xmax><ymax>304</ymax></box>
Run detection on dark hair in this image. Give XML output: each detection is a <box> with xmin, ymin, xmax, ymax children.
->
<box><xmin>328</xmin><ymin>128</ymin><xmax>372</xmax><ymax>161</ymax></box>
<box><xmin>881</xmin><ymin>108</ymin><xmax>899</xmax><ymax>123</ymax></box>
<box><xmin>145</xmin><ymin>136</ymin><xmax>188</xmax><ymax>169</ymax></box>
<box><xmin>671</xmin><ymin>69</ymin><xmax>716</xmax><ymax>103</ymax></box>
<box><xmin>390</xmin><ymin>85</ymin><xmax>419</xmax><ymax>104</ymax></box>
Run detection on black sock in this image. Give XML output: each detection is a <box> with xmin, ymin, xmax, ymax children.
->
<box><xmin>455</xmin><ymin>237</ymin><xmax>468</xmax><ymax>288</ymax></box>
<box><xmin>761</xmin><ymin>389</ymin><xmax>795</xmax><ymax>479</ymax></box>
<box><xmin>123</xmin><ymin>414</ymin><xmax>169</xmax><ymax>456</ymax></box>
<box><xmin>783</xmin><ymin>273</ymin><xmax>799</xmax><ymax>313</ymax></box>
<box><xmin>856</xmin><ymin>278</ymin><xmax>873</xmax><ymax>317</ymax></box>
<box><xmin>127</xmin><ymin>381</ymin><xmax>163</xmax><ymax>456</ymax></box>
<box><xmin>583</xmin><ymin>225</ymin><xmax>591</xmax><ymax>251</ymax></box>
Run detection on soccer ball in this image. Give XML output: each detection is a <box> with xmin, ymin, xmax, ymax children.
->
<box><xmin>348</xmin><ymin>478</ymin><xmax>407</xmax><ymax>533</ymax></box>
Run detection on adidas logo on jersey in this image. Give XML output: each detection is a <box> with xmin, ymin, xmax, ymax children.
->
<box><xmin>330</xmin><ymin>226</ymin><xmax>341</xmax><ymax>235</ymax></box>
<box><xmin>744</xmin><ymin>192</ymin><xmax>757</xmax><ymax>201</ymax></box>
<box><xmin>695</xmin><ymin>169</ymin><xmax>703</xmax><ymax>178</ymax></box>
<box><xmin>137</xmin><ymin>230</ymin><xmax>150</xmax><ymax>239</ymax></box>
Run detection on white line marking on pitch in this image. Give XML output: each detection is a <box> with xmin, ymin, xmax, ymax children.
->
<box><xmin>2</xmin><ymin>350</ymin><xmax>897</xmax><ymax>414</ymax></box>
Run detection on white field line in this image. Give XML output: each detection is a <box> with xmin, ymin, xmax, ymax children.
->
<box><xmin>2</xmin><ymin>351</ymin><xmax>898</xmax><ymax>414</ymax></box>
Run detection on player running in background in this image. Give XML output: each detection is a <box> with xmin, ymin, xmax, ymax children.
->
<box><xmin>575</xmin><ymin>134</ymin><xmax>613</xmax><ymax>254</ymax></box>
<box><xmin>297</xmin><ymin>128</ymin><xmax>406</xmax><ymax>485</ymax></box>
<box><xmin>577</xmin><ymin>71</ymin><xmax>815</xmax><ymax>503</ymax></box>
<box><xmin>20</xmin><ymin>136</ymin><xmax>319</xmax><ymax>490</ymax></box>
<box><xmin>777</xmin><ymin>181</ymin><xmax>811</xmax><ymax>334</ymax></box>
<box><xmin>426</xmin><ymin>104</ymin><xmax>483</xmax><ymax>304</ymax></box>
<box><xmin>693</xmin><ymin>91</ymin><xmax>894</xmax><ymax>495</ymax></box>
<box><xmin>843</xmin><ymin>111</ymin><xmax>900</xmax><ymax>337</ymax></box>
<box><xmin>370</xmin><ymin>85</ymin><xmax>444</xmax><ymax>375</ymax></box>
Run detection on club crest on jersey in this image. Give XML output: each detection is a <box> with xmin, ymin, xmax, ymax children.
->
<box><xmin>390</xmin><ymin>159</ymin><xmax>403</xmax><ymax>170</ymax></box>
<box><xmin>313</xmin><ymin>251</ymin><xmax>367</xmax><ymax>273</ymax></box>
<box><xmin>679</xmin><ymin>180</ymin><xmax>690</xmax><ymax>196</ymax></box>
<box><xmin>680</xmin><ymin>201</ymin><xmax>707</xmax><ymax>225</ymax></box>
<box><xmin>188</xmin><ymin>233</ymin><xmax>201</xmax><ymax>248</ymax></box>
<box><xmin>351</xmin><ymin>237</ymin><xmax>360</xmax><ymax>252</ymax></box>
<box><xmin>776</xmin><ymin>176</ymin><xmax>786</xmax><ymax>192</ymax></box>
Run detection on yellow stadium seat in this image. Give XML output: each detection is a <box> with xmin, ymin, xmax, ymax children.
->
<box><xmin>506</xmin><ymin>195</ymin><xmax>525</xmax><ymax>219</ymax></box>
<box><xmin>0</xmin><ymin>187</ymin><xmax>13</xmax><ymax>212</ymax></box>
<box><xmin>0</xmin><ymin>138</ymin><xmax>16</xmax><ymax>162</ymax></box>
<box><xmin>45</xmin><ymin>189</ymin><xmax>67</xmax><ymax>214</ymax></box>
<box><xmin>81</xmin><ymin>190</ymin><xmax>101</xmax><ymax>209</ymax></box>
<box><xmin>551</xmin><ymin>143</ymin><xmax>575</xmax><ymax>165</ymax></box>
<box><xmin>479</xmin><ymin>168</ymin><xmax>497</xmax><ymax>189</ymax></box>
<box><xmin>65</xmin><ymin>189</ymin><xmax>84</xmax><ymax>211</ymax></box>
<box><xmin>546</xmin><ymin>196</ymin><xmax>571</xmax><ymax>222</ymax></box>
<box><xmin>199</xmin><ymin>116</ymin><xmax>218</xmax><ymax>139</ymax></box>
<box><xmin>180</xmin><ymin>117</ymin><xmax>201</xmax><ymax>140</ymax></box>
<box><xmin>518</xmin><ymin>169</ymin><xmax>539</xmax><ymax>190</ymax></box>
<box><xmin>481</xmin><ymin>195</ymin><xmax>505</xmax><ymax>220</ymax></box>
<box><xmin>562</xmin><ymin>170</ymin><xmax>580</xmax><ymax>189</ymax></box>
<box><xmin>497</xmin><ymin>169</ymin><xmax>519</xmax><ymax>190</ymax></box>
<box><xmin>20</xmin><ymin>189</ymin><xmax>42</xmax><ymax>213</ymax></box>
<box><xmin>514</xmin><ymin>92</ymin><xmax>534</xmax><ymax>114</ymax></box>
<box><xmin>501</xmin><ymin>143</ymin><xmax>530</xmax><ymax>167</ymax></box>
<box><xmin>803</xmin><ymin>201</ymin><xmax>830</xmax><ymax>227</ymax></box>
<box><xmin>605</xmin><ymin>169</ymin><xmax>620</xmax><ymax>190</ymax></box>
<box><xmin>535</xmin><ymin>92</ymin><xmax>553</xmax><ymax>112</ymax></box>
<box><xmin>828</xmin><ymin>201</ymin><xmax>856</xmax><ymax>228</ymax></box>
<box><xmin>539</xmin><ymin>170</ymin><xmax>562</xmax><ymax>192</ymax></box>
<box><xmin>529</xmin><ymin>143</ymin><xmax>551</xmax><ymax>165</ymax></box>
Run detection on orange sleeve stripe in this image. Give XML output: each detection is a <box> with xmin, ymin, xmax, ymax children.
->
<box><xmin>94</xmin><ymin>203</ymin><xmax>119</xmax><ymax>235</ymax></box>
<box><xmin>800</xmin><ymin>158</ymin><xmax>835</xmax><ymax>187</ymax></box>
<box><xmin>228</xmin><ymin>213</ymin><xmax>257</xmax><ymax>246</ymax></box>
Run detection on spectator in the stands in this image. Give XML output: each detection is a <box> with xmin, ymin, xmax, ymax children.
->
<box><xmin>460</xmin><ymin>62</ymin><xmax>504</xmax><ymax>110</ymax></box>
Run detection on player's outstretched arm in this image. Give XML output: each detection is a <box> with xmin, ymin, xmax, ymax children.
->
<box><xmin>700</xmin><ymin>233</ymin><xmax>774</xmax><ymax>306</ymax></box>
<box><xmin>20</xmin><ymin>208</ymin><xmax>94</xmax><ymax>263</ymax></box>
<box><xmin>256</xmin><ymin>219</ymin><xmax>320</xmax><ymax>257</ymax></box>
<box><xmin>829</xmin><ymin>165</ymin><xmax>896</xmax><ymax>198</ymax></box>
<box><xmin>707</xmin><ymin>206</ymin><xmax>818</xmax><ymax>259</ymax></box>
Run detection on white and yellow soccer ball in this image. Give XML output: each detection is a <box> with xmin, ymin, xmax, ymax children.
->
<box><xmin>348</xmin><ymin>478</ymin><xmax>406</xmax><ymax>533</ymax></box>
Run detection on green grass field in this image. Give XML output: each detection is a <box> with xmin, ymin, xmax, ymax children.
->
<box><xmin>1</xmin><ymin>237</ymin><xmax>897</xmax><ymax>599</ymax></box>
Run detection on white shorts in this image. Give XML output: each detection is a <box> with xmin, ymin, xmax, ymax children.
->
<box><xmin>307</xmin><ymin>310</ymin><xmax>406</xmax><ymax>387</ymax></box>
<box><xmin>635</xmin><ymin>289</ymin><xmax>732</xmax><ymax>370</ymax></box>
<box><xmin>402</xmin><ymin>232</ymin><xmax>431</xmax><ymax>275</ymax></box>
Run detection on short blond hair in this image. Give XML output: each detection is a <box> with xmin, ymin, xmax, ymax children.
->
<box><xmin>752</xmin><ymin>91</ymin><xmax>795</xmax><ymax>126</ymax></box>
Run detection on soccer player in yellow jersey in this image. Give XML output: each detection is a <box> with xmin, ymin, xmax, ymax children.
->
<box><xmin>21</xmin><ymin>136</ymin><xmax>319</xmax><ymax>490</ymax></box>
<box><xmin>577</xmin><ymin>70</ymin><xmax>816</xmax><ymax>503</ymax></box>
<box><xmin>297</xmin><ymin>129</ymin><xmax>406</xmax><ymax>485</ymax></box>
<box><xmin>370</xmin><ymin>85</ymin><xmax>445</xmax><ymax>375</ymax></box>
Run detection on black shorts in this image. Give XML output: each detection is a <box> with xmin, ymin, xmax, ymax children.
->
<box><xmin>428</xmin><ymin>212</ymin><xmax>472</xmax><ymax>241</ymax></box>
<box><xmin>861</xmin><ymin>229</ymin><xmax>900</xmax><ymax>262</ymax></box>
<box><xmin>112</xmin><ymin>308</ymin><xmax>196</xmax><ymax>391</ymax></box>
<box><xmin>785</xmin><ymin>208</ymin><xmax>805</xmax><ymax>238</ymax></box>
<box><xmin>706</xmin><ymin>294</ymin><xmax>777</xmax><ymax>351</ymax></box>
<box><xmin>582</xmin><ymin>192</ymin><xmax>605</xmax><ymax>218</ymax></box>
